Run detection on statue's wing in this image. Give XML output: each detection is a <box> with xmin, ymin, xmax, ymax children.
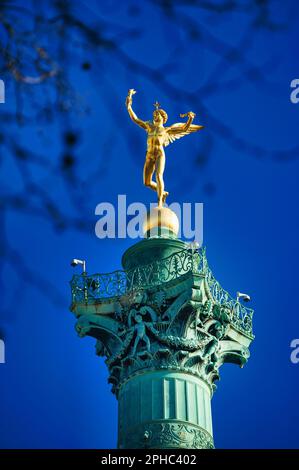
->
<box><xmin>164</xmin><ymin>123</ymin><xmax>204</xmax><ymax>147</ymax></box>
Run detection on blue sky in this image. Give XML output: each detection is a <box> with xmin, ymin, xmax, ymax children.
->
<box><xmin>0</xmin><ymin>0</ymin><xmax>299</xmax><ymax>448</ymax></box>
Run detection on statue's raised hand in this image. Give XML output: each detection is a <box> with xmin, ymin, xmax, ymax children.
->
<box><xmin>126</xmin><ymin>88</ymin><xmax>136</xmax><ymax>107</ymax></box>
<box><xmin>180</xmin><ymin>111</ymin><xmax>196</xmax><ymax>119</ymax></box>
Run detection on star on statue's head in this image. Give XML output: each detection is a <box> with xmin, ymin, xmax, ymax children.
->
<box><xmin>153</xmin><ymin>101</ymin><xmax>160</xmax><ymax>110</ymax></box>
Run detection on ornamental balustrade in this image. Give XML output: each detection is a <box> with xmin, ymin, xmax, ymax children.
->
<box><xmin>70</xmin><ymin>247</ymin><xmax>253</xmax><ymax>338</ymax></box>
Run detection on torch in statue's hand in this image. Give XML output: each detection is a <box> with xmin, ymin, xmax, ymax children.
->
<box><xmin>126</xmin><ymin>89</ymin><xmax>136</xmax><ymax>107</ymax></box>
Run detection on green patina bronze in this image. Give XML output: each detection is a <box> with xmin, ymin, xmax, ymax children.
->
<box><xmin>70</xmin><ymin>235</ymin><xmax>254</xmax><ymax>449</ymax></box>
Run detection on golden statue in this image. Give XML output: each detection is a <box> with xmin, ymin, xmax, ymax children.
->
<box><xmin>126</xmin><ymin>89</ymin><xmax>204</xmax><ymax>208</ymax></box>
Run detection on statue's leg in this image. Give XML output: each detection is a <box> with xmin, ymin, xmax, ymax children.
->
<box><xmin>132</xmin><ymin>337</ymin><xmax>139</xmax><ymax>356</ymax></box>
<box><xmin>144</xmin><ymin>335</ymin><xmax>151</xmax><ymax>353</ymax></box>
<box><xmin>156</xmin><ymin>152</ymin><xmax>167</xmax><ymax>207</ymax></box>
<box><xmin>143</xmin><ymin>157</ymin><xmax>156</xmax><ymax>192</ymax></box>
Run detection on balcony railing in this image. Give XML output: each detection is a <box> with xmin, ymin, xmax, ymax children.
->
<box><xmin>70</xmin><ymin>247</ymin><xmax>253</xmax><ymax>338</ymax></box>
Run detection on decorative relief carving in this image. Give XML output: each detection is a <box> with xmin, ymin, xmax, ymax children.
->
<box><xmin>72</xmin><ymin>249</ymin><xmax>253</xmax><ymax>396</ymax></box>
<box><xmin>119</xmin><ymin>422</ymin><xmax>214</xmax><ymax>449</ymax></box>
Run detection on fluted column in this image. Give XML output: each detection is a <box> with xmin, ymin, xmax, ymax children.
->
<box><xmin>70</xmin><ymin>210</ymin><xmax>254</xmax><ymax>449</ymax></box>
<box><xmin>118</xmin><ymin>370</ymin><xmax>213</xmax><ymax>449</ymax></box>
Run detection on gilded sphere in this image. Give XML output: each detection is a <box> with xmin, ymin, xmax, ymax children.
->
<box><xmin>143</xmin><ymin>206</ymin><xmax>179</xmax><ymax>237</ymax></box>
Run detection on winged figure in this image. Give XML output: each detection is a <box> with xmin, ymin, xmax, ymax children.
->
<box><xmin>126</xmin><ymin>89</ymin><xmax>204</xmax><ymax>207</ymax></box>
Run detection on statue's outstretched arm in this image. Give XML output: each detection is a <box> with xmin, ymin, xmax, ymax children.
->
<box><xmin>182</xmin><ymin>113</ymin><xmax>194</xmax><ymax>131</ymax></box>
<box><xmin>169</xmin><ymin>111</ymin><xmax>196</xmax><ymax>132</ymax></box>
<box><xmin>164</xmin><ymin>112</ymin><xmax>203</xmax><ymax>147</ymax></box>
<box><xmin>126</xmin><ymin>89</ymin><xmax>148</xmax><ymax>131</ymax></box>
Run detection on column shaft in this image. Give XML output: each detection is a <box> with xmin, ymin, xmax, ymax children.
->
<box><xmin>118</xmin><ymin>371</ymin><xmax>214</xmax><ymax>449</ymax></box>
